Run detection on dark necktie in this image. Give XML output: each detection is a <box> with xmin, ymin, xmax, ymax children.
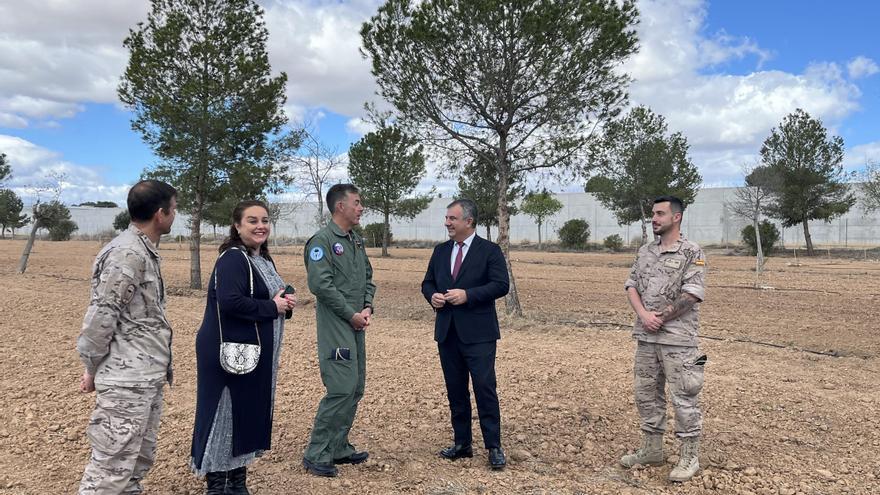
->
<box><xmin>452</xmin><ymin>241</ymin><xmax>465</xmax><ymax>279</ymax></box>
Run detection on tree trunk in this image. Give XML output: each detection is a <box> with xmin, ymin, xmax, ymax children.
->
<box><xmin>485</xmin><ymin>225</ymin><xmax>491</xmax><ymax>240</ymax></box>
<box><xmin>639</xmin><ymin>202</ymin><xmax>649</xmax><ymax>245</ymax></box>
<box><xmin>537</xmin><ymin>221</ymin><xmax>542</xmax><ymax>249</ymax></box>
<box><xmin>189</xmin><ymin>192</ymin><xmax>204</xmax><ymax>290</ymax></box>
<box><xmin>17</xmin><ymin>210</ymin><xmax>39</xmax><ymax>274</ymax></box>
<box><xmin>753</xmin><ymin>214</ymin><xmax>764</xmax><ymax>288</ymax></box>
<box><xmin>495</xmin><ymin>146</ymin><xmax>522</xmax><ymax>317</ymax></box>
<box><xmin>316</xmin><ymin>190</ymin><xmax>325</xmax><ymax>227</ymax></box>
<box><xmin>802</xmin><ymin>218</ymin><xmax>814</xmax><ymax>256</ymax></box>
<box><xmin>382</xmin><ymin>211</ymin><xmax>390</xmax><ymax>257</ymax></box>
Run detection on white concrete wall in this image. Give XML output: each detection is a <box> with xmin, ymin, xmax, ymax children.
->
<box><xmin>57</xmin><ymin>187</ymin><xmax>880</xmax><ymax>247</ymax></box>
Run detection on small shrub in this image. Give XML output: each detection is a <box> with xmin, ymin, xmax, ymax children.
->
<box><xmin>48</xmin><ymin>219</ymin><xmax>78</xmax><ymax>241</ymax></box>
<box><xmin>741</xmin><ymin>221</ymin><xmax>780</xmax><ymax>256</ymax></box>
<box><xmin>557</xmin><ymin>218</ymin><xmax>590</xmax><ymax>250</ymax></box>
<box><xmin>113</xmin><ymin>210</ymin><xmax>131</xmax><ymax>231</ymax></box>
<box><xmin>603</xmin><ymin>234</ymin><xmax>624</xmax><ymax>251</ymax></box>
<box><xmin>361</xmin><ymin>222</ymin><xmax>392</xmax><ymax>248</ymax></box>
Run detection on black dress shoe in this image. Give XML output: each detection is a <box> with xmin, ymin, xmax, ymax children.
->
<box><xmin>439</xmin><ymin>444</ymin><xmax>473</xmax><ymax>460</ymax></box>
<box><xmin>302</xmin><ymin>457</ymin><xmax>338</xmax><ymax>477</ymax></box>
<box><xmin>488</xmin><ymin>447</ymin><xmax>506</xmax><ymax>470</ymax></box>
<box><xmin>334</xmin><ymin>451</ymin><xmax>369</xmax><ymax>465</ymax></box>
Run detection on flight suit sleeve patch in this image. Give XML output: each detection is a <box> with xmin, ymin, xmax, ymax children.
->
<box><xmin>309</xmin><ymin>246</ymin><xmax>325</xmax><ymax>261</ymax></box>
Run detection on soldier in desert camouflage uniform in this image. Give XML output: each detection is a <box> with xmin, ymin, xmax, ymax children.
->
<box><xmin>620</xmin><ymin>195</ymin><xmax>707</xmax><ymax>483</ymax></box>
<box><xmin>76</xmin><ymin>180</ymin><xmax>177</xmax><ymax>495</ymax></box>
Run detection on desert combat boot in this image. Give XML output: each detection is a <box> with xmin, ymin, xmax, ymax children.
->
<box><xmin>668</xmin><ymin>436</ymin><xmax>700</xmax><ymax>482</ymax></box>
<box><xmin>620</xmin><ymin>432</ymin><xmax>665</xmax><ymax>468</ymax></box>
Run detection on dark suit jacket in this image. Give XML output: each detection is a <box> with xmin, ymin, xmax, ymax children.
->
<box><xmin>421</xmin><ymin>235</ymin><xmax>510</xmax><ymax>344</ymax></box>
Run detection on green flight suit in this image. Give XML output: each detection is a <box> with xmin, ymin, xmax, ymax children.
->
<box><xmin>303</xmin><ymin>221</ymin><xmax>376</xmax><ymax>464</ymax></box>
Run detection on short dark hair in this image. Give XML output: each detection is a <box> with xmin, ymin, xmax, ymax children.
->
<box><xmin>128</xmin><ymin>180</ymin><xmax>177</xmax><ymax>222</ymax></box>
<box><xmin>653</xmin><ymin>195</ymin><xmax>684</xmax><ymax>215</ymax></box>
<box><xmin>447</xmin><ymin>198</ymin><xmax>478</xmax><ymax>228</ymax></box>
<box><xmin>326</xmin><ymin>184</ymin><xmax>359</xmax><ymax>214</ymax></box>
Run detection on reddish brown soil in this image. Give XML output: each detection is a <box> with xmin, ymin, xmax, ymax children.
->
<box><xmin>0</xmin><ymin>241</ymin><xmax>877</xmax><ymax>494</ymax></box>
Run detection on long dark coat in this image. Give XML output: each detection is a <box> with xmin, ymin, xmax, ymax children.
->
<box><xmin>191</xmin><ymin>248</ymin><xmax>280</xmax><ymax>468</ymax></box>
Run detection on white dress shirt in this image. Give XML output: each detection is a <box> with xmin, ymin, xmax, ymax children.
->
<box><xmin>450</xmin><ymin>231</ymin><xmax>476</xmax><ymax>275</ymax></box>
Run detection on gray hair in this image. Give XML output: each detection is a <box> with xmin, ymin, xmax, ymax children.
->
<box><xmin>447</xmin><ymin>198</ymin><xmax>478</xmax><ymax>228</ymax></box>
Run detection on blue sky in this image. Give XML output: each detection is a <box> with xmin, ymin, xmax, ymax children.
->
<box><xmin>0</xmin><ymin>0</ymin><xmax>878</xmax><ymax>205</ymax></box>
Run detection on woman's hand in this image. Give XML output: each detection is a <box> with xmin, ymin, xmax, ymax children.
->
<box><xmin>273</xmin><ymin>289</ymin><xmax>293</xmax><ymax>315</ymax></box>
<box><xmin>284</xmin><ymin>291</ymin><xmax>297</xmax><ymax>311</ymax></box>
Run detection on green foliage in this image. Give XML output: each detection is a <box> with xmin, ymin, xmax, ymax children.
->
<box><xmin>558</xmin><ymin>219</ymin><xmax>590</xmax><ymax>250</ymax></box>
<box><xmin>113</xmin><ymin>210</ymin><xmax>131</xmax><ymax>231</ymax></box>
<box><xmin>521</xmin><ymin>191</ymin><xmax>563</xmax><ymax>221</ymax></box>
<box><xmin>0</xmin><ymin>153</ymin><xmax>10</xmax><ymax>184</ymax></box>
<box><xmin>603</xmin><ymin>234</ymin><xmax>624</xmax><ymax>251</ymax></box>
<box><xmin>48</xmin><ymin>219</ymin><xmax>78</xmax><ymax>241</ymax></box>
<box><xmin>859</xmin><ymin>161</ymin><xmax>880</xmax><ymax>213</ymax></box>
<box><xmin>0</xmin><ymin>189</ymin><xmax>28</xmax><ymax>237</ymax></box>
<box><xmin>34</xmin><ymin>201</ymin><xmax>78</xmax><ymax>240</ymax></box>
<box><xmin>348</xmin><ymin>123</ymin><xmax>432</xmax><ymax>255</ymax></box>
<box><xmin>202</xmin><ymin>194</ymin><xmax>239</xmax><ymax>228</ymax></box>
<box><xmin>119</xmin><ymin>0</ymin><xmax>293</xmax><ymax>287</ymax></box>
<box><xmin>741</xmin><ymin>221</ymin><xmax>780</xmax><ymax>256</ymax></box>
<box><xmin>586</xmin><ymin>106</ymin><xmax>702</xmax><ymax>242</ymax></box>
<box><xmin>76</xmin><ymin>201</ymin><xmax>118</xmax><ymax>208</ymax></box>
<box><xmin>759</xmin><ymin>109</ymin><xmax>855</xmax><ymax>255</ymax></box>
<box><xmin>361</xmin><ymin>0</ymin><xmax>639</xmax><ymax>311</ymax></box>
<box><xmin>520</xmin><ymin>190</ymin><xmax>563</xmax><ymax>248</ymax></box>
<box><xmin>457</xmin><ymin>156</ymin><xmax>522</xmax><ymax>237</ymax></box>
<box><xmin>361</xmin><ymin>222</ymin><xmax>392</xmax><ymax>248</ymax></box>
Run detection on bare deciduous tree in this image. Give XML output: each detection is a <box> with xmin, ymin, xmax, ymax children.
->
<box><xmin>267</xmin><ymin>200</ymin><xmax>304</xmax><ymax>246</ymax></box>
<box><xmin>281</xmin><ymin>125</ymin><xmax>346</xmax><ymax>228</ymax></box>
<box><xmin>18</xmin><ymin>173</ymin><xmax>66</xmax><ymax>274</ymax></box>
<box><xmin>726</xmin><ymin>165</ymin><xmax>777</xmax><ymax>286</ymax></box>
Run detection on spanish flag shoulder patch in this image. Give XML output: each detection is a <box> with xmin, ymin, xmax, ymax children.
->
<box><xmin>694</xmin><ymin>259</ymin><xmax>705</xmax><ymax>266</ymax></box>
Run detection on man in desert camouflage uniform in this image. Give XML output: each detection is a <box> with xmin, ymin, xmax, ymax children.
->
<box><xmin>76</xmin><ymin>180</ymin><xmax>177</xmax><ymax>495</ymax></box>
<box><xmin>620</xmin><ymin>195</ymin><xmax>707</xmax><ymax>483</ymax></box>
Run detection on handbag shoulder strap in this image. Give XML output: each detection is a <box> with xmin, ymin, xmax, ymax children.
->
<box><xmin>215</xmin><ymin>247</ymin><xmax>261</xmax><ymax>346</ymax></box>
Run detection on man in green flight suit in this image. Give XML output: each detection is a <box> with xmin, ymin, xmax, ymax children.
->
<box><xmin>302</xmin><ymin>183</ymin><xmax>377</xmax><ymax>477</ymax></box>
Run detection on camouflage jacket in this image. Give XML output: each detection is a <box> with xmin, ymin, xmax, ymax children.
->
<box><xmin>76</xmin><ymin>225</ymin><xmax>173</xmax><ymax>387</ymax></box>
<box><xmin>624</xmin><ymin>236</ymin><xmax>706</xmax><ymax>347</ymax></box>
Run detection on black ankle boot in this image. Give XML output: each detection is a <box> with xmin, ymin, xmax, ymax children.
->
<box><xmin>227</xmin><ymin>466</ymin><xmax>250</xmax><ymax>495</ymax></box>
<box><xmin>205</xmin><ymin>471</ymin><xmax>227</xmax><ymax>495</ymax></box>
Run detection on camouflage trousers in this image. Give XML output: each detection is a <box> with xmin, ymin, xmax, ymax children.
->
<box><xmin>633</xmin><ymin>342</ymin><xmax>704</xmax><ymax>438</ymax></box>
<box><xmin>79</xmin><ymin>384</ymin><xmax>164</xmax><ymax>495</ymax></box>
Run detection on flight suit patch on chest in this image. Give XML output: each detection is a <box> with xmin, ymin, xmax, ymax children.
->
<box><xmin>333</xmin><ymin>242</ymin><xmax>344</xmax><ymax>256</ymax></box>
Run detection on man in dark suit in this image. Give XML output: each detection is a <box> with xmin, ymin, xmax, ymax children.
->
<box><xmin>421</xmin><ymin>198</ymin><xmax>510</xmax><ymax>470</ymax></box>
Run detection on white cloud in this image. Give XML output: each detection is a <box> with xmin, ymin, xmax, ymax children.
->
<box><xmin>844</xmin><ymin>141</ymin><xmax>880</xmax><ymax>171</ymax></box>
<box><xmin>345</xmin><ymin>117</ymin><xmax>376</xmax><ymax>137</ymax></box>
<box><xmin>0</xmin><ymin>1</ymin><xmax>147</xmax><ymax>125</ymax></box>
<box><xmin>624</xmin><ymin>0</ymin><xmax>864</xmax><ymax>185</ymax></box>
<box><xmin>0</xmin><ymin>135</ymin><xmax>130</xmax><ymax>205</ymax></box>
<box><xmin>263</xmin><ymin>0</ymin><xmax>381</xmax><ymax>119</ymax></box>
<box><xmin>847</xmin><ymin>56</ymin><xmax>879</xmax><ymax>79</ymax></box>
<box><xmin>0</xmin><ymin>0</ymin><xmax>380</xmax><ymax>127</ymax></box>
<box><xmin>0</xmin><ymin>0</ymin><xmax>875</xmax><ymax>195</ymax></box>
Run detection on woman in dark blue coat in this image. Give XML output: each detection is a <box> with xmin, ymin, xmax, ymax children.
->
<box><xmin>191</xmin><ymin>200</ymin><xmax>296</xmax><ymax>495</ymax></box>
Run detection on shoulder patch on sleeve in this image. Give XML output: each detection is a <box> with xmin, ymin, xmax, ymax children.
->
<box><xmin>694</xmin><ymin>259</ymin><xmax>705</xmax><ymax>266</ymax></box>
<box><xmin>309</xmin><ymin>246</ymin><xmax>324</xmax><ymax>261</ymax></box>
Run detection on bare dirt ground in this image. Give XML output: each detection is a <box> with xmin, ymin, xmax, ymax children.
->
<box><xmin>0</xmin><ymin>240</ymin><xmax>877</xmax><ymax>494</ymax></box>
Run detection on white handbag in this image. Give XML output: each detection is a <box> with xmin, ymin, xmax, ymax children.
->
<box><xmin>216</xmin><ymin>248</ymin><xmax>261</xmax><ymax>375</ymax></box>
